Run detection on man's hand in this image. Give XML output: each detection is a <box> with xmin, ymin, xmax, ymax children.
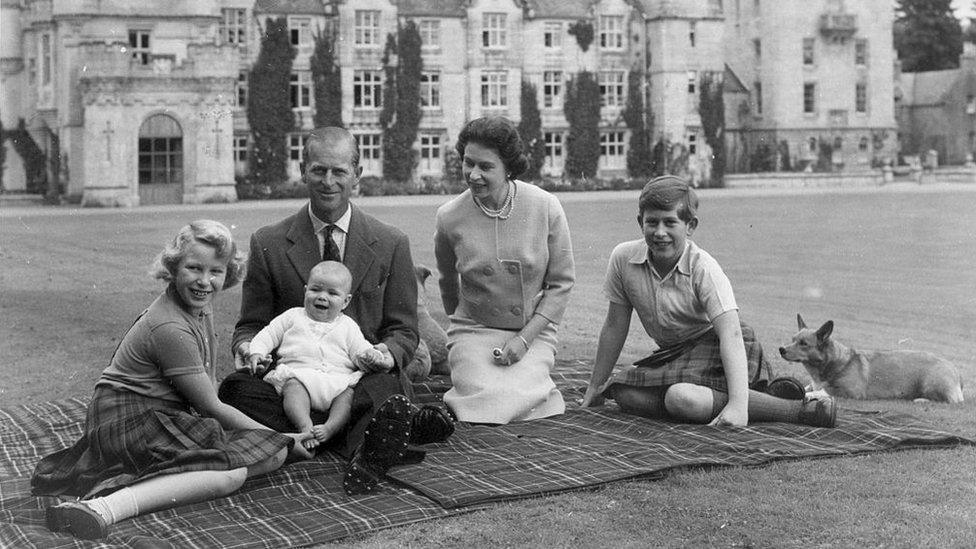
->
<box><xmin>356</xmin><ymin>343</ymin><xmax>394</xmax><ymax>373</ymax></box>
<box><xmin>246</xmin><ymin>353</ymin><xmax>272</xmax><ymax>376</ymax></box>
<box><xmin>234</xmin><ymin>341</ymin><xmax>251</xmax><ymax>372</ymax></box>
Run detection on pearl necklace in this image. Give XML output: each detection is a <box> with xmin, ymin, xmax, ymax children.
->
<box><xmin>473</xmin><ymin>180</ymin><xmax>516</xmax><ymax>220</ymax></box>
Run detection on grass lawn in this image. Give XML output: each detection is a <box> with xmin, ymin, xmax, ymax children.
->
<box><xmin>2</xmin><ymin>184</ymin><xmax>975</xmax><ymax>547</ymax></box>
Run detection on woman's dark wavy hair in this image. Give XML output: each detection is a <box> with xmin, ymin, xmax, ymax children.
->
<box><xmin>150</xmin><ymin>219</ymin><xmax>246</xmax><ymax>289</ymax></box>
<box><xmin>637</xmin><ymin>175</ymin><xmax>699</xmax><ymax>222</ymax></box>
<box><xmin>455</xmin><ymin>116</ymin><xmax>529</xmax><ymax>178</ymax></box>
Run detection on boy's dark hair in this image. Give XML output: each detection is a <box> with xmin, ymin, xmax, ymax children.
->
<box><xmin>455</xmin><ymin>116</ymin><xmax>529</xmax><ymax>178</ymax></box>
<box><xmin>637</xmin><ymin>175</ymin><xmax>699</xmax><ymax>222</ymax></box>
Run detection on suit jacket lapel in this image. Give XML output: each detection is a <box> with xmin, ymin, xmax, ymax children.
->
<box><xmin>285</xmin><ymin>207</ymin><xmax>320</xmax><ymax>285</ymax></box>
<box><xmin>345</xmin><ymin>205</ymin><xmax>377</xmax><ymax>295</ymax></box>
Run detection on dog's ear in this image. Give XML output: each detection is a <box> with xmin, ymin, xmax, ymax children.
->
<box><xmin>797</xmin><ymin>314</ymin><xmax>806</xmax><ymax>330</ymax></box>
<box><xmin>815</xmin><ymin>321</ymin><xmax>833</xmax><ymax>345</ymax></box>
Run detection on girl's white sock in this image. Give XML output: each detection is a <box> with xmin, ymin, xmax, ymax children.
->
<box><xmin>83</xmin><ymin>487</ymin><xmax>140</xmax><ymax>525</ymax></box>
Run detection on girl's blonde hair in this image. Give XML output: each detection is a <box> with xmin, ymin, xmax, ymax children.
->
<box><xmin>150</xmin><ymin>219</ymin><xmax>247</xmax><ymax>289</ymax></box>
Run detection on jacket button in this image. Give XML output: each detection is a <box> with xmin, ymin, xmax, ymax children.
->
<box><xmin>511</xmin><ymin>306</ymin><xmax>522</xmax><ymax>316</ymax></box>
<box><xmin>507</xmin><ymin>264</ymin><xmax>518</xmax><ymax>274</ymax></box>
<box><xmin>483</xmin><ymin>266</ymin><xmax>494</xmax><ymax>276</ymax></box>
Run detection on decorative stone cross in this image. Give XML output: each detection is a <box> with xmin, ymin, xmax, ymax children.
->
<box><xmin>210</xmin><ymin>118</ymin><xmax>221</xmax><ymax>158</ymax></box>
<box><xmin>102</xmin><ymin>121</ymin><xmax>114</xmax><ymax>161</ymax></box>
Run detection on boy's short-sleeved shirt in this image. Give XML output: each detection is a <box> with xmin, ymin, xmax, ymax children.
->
<box><xmin>604</xmin><ymin>239</ymin><xmax>738</xmax><ymax>347</ymax></box>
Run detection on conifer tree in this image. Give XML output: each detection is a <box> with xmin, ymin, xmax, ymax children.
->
<box><xmin>248</xmin><ymin>17</ymin><xmax>295</xmax><ymax>189</ymax></box>
<box><xmin>895</xmin><ymin>0</ymin><xmax>963</xmax><ymax>71</ymax></box>
<box><xmin>564</xmin><ymin>71</ymin><xmax>601</xmax><ymax>180</ymax></box>
<box><xmin>517</xmin><ymin>80</ymin><xmax>545</xmax><ymax>181</ymax></box>
<box><xmin>381</xmin><ymin>21</ymin><xmax>423</xmax><ymax>183</ymax></box>
<box><xmin>698</xmin><ymin>71</ymin><xmax>725</xmax><ymax>186</ymax></box>
<box><xmin>311</xmin><ymin>24</ymin><xmax>342</xmax><ymax>128</ymax></box>
<box><xmin>623</xmin><ymin>68</ymin><xmax>653</xmax><ymax>179</ymax></box>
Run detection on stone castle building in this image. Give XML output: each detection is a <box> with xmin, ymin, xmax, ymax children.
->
<box><xmin>1</xmin><ymin>0</ymin><xmax>899</xmax><ymax>206</ymax></box>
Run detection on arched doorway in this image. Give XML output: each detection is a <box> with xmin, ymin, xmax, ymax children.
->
<box><xmin>138</xmin><ymin>114</ymin><xmax>183</xmax><ymax>205</ymax></box>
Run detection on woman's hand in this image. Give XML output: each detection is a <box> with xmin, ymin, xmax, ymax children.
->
<box><xmin>357</xmin><ymin>344</ymin><xmax>395</xmax><ymax>373</ymax></box>
<box><xmin>493</xmin><ymin>334</ymin><xmax>530</xmax><ymax>366</ymax></box>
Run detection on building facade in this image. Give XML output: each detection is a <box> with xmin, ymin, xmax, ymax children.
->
<box><xmin>723</xmin><ymin>0</ymin><xmax>898</xmax><ymax>172</ymax></box>
<box><xmin>1</xmin><ymin>0</ymin><xmax>901</xmax><ymax>205</ymax></box>
<box><xmin>896</xmin><ymin>43</ymin><xmax>976</xmax><ymax>166</ymax></box>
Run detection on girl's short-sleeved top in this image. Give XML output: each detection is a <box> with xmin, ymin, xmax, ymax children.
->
<box><xmin>97</xmin><ymin>285</ymin><xmax>216</xmax><ymax>402</ymax></box>
<box><xmin>604</xmin><ymin>239</ymin><xmax>737</xmax><ymax>347</ymax></box>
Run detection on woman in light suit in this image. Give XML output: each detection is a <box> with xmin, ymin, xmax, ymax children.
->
<box><xmin>434</xmin><ymin>117</ymin><xmax>575</xmax><ymax>424</ymax></box>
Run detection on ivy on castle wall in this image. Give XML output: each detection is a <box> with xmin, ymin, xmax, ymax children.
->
<box><xmin>381</xmin><ymin>21</ymin><xmax>423</xmax><ymax>184</ymax></box>
<box><xmin>247</xmin><ymin>17</ymin><xmax>295</xmax><ymax>190</ymax></box>
<box><xmin>698</xmin><ymin>71</ymin><xmax>726</xmax><ymax>187</ymax></box>
<box><xmin>623</xmin><ymin>67</ymin><xmax>653</xmax><ymax>179</ymax></box>
<box><xmin>568</xmin><ymin>20</ymin><xmax>594</xmax><ymax>52</ymax></box>
<box><xmin>311</xmin><ymin>24</ymin><xmax>343</xmax><ymax>128</ymax></box>
<box><xmin>517</xmin><ymin>80</ymin><xmax>545</xmax><ymax>181</ymax></box>
<box><xmin>4</xmin><ymin>118</ymin><xmax>48</xmax><ymax>194</ymax></box>
<box><xmin>564</xmin><ymin>71</ymin><xmax>601</xmax><ymax>180</ymax></box>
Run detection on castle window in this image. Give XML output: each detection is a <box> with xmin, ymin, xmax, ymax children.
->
<box><xmin>855</xmin><ymin>39</ymin><xmax>868</xmax><ymax>66</ymax></box>
<box><xmin>482</xmin><ymin>13</ymin><xmax>507</xmax><ymax>48</ymax></box>
<box><xmin>855</xmin><ymin>82</ymin><xmax>867</xmax><ymax>113</ymax></box>
<box><xmin>544</xmin><ymin>22</ymin><xmax>562</xmax><ymax>48</ymax></box>
<box><xmin>543</xmin><ymin>71</ymin><xmax>563</xmax><ymax>108</ymax></box>
<box><xmin>600</xmin><ymin>70</ymin><xmax>626</xmax><ymax>107</ymax></box>
<box><xmin>353</xmin><ymin>70</ymin><xmax>383</xmax><ymax>108</ymax></box>
<box><xmin>288</xmin><ymin>17</ymin><xmax>311</xmax><ymax>49</ymax></box>
<box><xmin>128</xmin><ymin>30</ymin><xmax>151</xmax><ymax>65</ymax></box>
<box><xmin>803</xmin><ymin>82</ymin><xmax>816</xmax><ymax>114</ymax></box>
<box><xmin>355</xmin><ymin>11</ymin><xmax>381</xmax><ymax>46</ymax></box>
<box><xmin>419</xmin><ymin>20</ymin><xmax>440</xmax><ymax>48</ymax></box>
<box><xmin>420</xmin><ymin>72</ymin><xmax>440</xmax><ymax>109</ymax></box>
<box><xmin>220</xmin><ymin>9</ymin><xmax>247</xmax><ymax>48</ymax></box>
<box><xmin>803</xmin><ymin>37</ymin><xmax>815</xmax><ymax>65</ymax></box>
<box><xmin>481</xmin><ymin>71</ymin><xmax>508</xmax><ymax>107</ymax></box>
<box><xmin>599</xmin><ymin>15</ymin><xmax>624</xmax><ymax>50</ymax></box>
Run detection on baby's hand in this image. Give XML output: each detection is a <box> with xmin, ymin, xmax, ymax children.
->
<box><xmin>246</xmin><ymin>353</ymin><xmax>271</xmax><ymax>376</ymax></box>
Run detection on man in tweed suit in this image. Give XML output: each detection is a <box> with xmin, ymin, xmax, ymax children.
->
<box><xmin>219</xmin><ymin>127</ymin><xmax>453</xmax><ymax>493</ymax></box>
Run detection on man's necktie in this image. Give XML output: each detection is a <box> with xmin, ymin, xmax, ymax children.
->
<box><xmin>322</xmin><ymin>224</ymin><xmax>341</xmax><ymax>262</ymax></box>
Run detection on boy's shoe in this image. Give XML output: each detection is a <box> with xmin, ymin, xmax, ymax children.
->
<box><xmin>343</xmin><ymin>394</ymin><xmax>411</xmax><ymax>496</ymax></box>
<box><xmin>409</xmin><ymin>404</ymin><xmax>455</xmax><ymax>445</ymax></box>
<box><xmin>46</xmin><ymin>501</ymin><xmax>109</xmax><ymax>540</ymax></box>
<box><xmin>798</xmin><ymin>396</ymin><xmax>838</xmax><ymax>428</ymax></box>
<box><xmin>766</xmin><ymin>377</ymin><xmax>807</xmax><ymax>400</ymax></box>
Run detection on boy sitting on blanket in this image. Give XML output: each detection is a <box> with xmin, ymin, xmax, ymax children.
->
<box><xmin>581</xmin><ymin>176</ymin><xmax>836</xmax><ymax>428</ymax></box>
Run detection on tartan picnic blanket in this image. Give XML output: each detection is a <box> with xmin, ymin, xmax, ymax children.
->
<box><xmin>1</xmin><ymin>360</ymin><xmax>973</xmax><ymax>548</ymax></box>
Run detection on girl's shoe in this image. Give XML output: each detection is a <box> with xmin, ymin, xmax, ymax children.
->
<box><xmin>46</xmin><ymin>501</ymin><xmax>109</xmax><ymax>539</ymax></box>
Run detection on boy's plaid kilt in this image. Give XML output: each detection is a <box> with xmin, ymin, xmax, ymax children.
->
<box><xmin>609</xmin><ymin>323</ymin><xmax>772</xmax><ymax>393</ymax></box>
<box><xmin>32</xmin><ymin>386</ymin><xmax>293</xmax><ymax>498</ymax></box>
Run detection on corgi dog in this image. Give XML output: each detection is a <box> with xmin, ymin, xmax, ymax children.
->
<box><xmin>779</xmin><ymin>315</ymin><xmax>963</xmax><ymax>403</ymax></box>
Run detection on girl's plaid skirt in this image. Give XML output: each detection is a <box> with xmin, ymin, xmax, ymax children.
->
<box><xmin>32</xmin><ymin>386</ymin><xmax>292</xmax><ymax>498</ymax></box>
<box><xmin>607</xmin><ymin>323</ymin><xmax>772</xmax><ymax>393</ymax></box>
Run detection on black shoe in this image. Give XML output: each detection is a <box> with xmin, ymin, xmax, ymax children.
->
<box><xmin>766</xmin><ymin>377</ymin><xmax>806</xmax><ymax>400</ymax></box>
<box><xmin>409</xmin><ymin>404</ymin><xmax>455</xmax><ymax>445</ymax></box>
<box><xmin>47</xmin><ymin>501</ymin><xmax>109</xmax><ymax>540</ymax></box>
<box><xmin>342</xmin><ymin>394</ymin><xmax>412</xmax><ymax>496</ymax></box>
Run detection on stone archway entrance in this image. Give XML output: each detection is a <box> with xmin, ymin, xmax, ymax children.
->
<box><xmin>137</xmin><ymin>114</ymin><xmax>183</xmax><ymax>205</ymax></box>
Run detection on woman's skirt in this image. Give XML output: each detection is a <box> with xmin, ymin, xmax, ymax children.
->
<box><xmin>32</xmin><ymin>386</ymin><xmax>293</xmax><ymax>498</ymax></box>
<box><xmin>443</xmin><ymin>315</ymin><xmax>565</xmax><ymax>424</ymax></box>
<box><xmin>605</xmin><ymin>323</ymin><xmax>772</xmax><ymax>394</ymax></box>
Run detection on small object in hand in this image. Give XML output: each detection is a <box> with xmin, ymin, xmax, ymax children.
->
<box><xmin>492</xmin><ymin>347</ymin><xmax>503</xmax><ymax>359</ymax></box>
